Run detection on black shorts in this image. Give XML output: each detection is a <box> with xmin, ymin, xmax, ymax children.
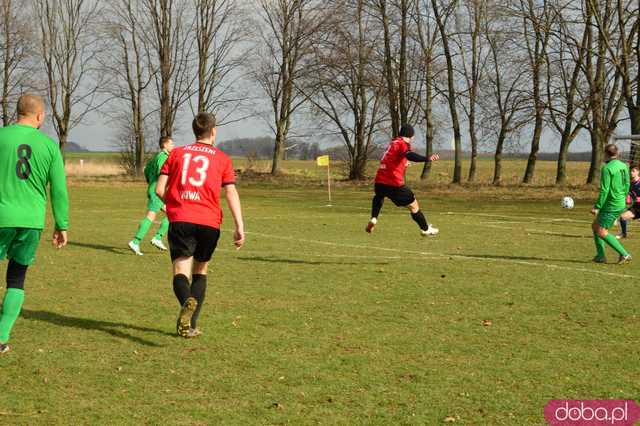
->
<box><xmin>629</xmin><ymin>207</ymin><xmax>640</xmax><ymax>220</ymax></box>
<box><xmin>168</xmin><ymin>222</ymin><xmax>220</xmax><ymax>262</ymax></box>
<box><xmin>374</xmin><ymin>183</ymin><xmax>416</xmax><ymax>207</ymax></box>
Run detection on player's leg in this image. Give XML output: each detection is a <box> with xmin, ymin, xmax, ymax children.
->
<box><xmin>617</xmin><ymin>210</ymin><xmax>634</xmax><ymax>239</ymax></box>
<box><xmin>168</xmin><ymin>222</ymin><xmax>199</xmax><ymax>337</ymax></box>
<box><xmin>398</xmin><ymin>187</ymin><xmax>438</xmax><ymax>236</ymax></box>
<box><xmin>0</xmin><ymin>228</ymin><xmax>41</xmax><ymax>353</ymax></box>
<box><xmin>151</xmin><ymin>207</ymin><xmax>169</xmax><ymax>251</ymax></box>
<box><xmin>129</xmin><ymin>210</ymin><xmax>157</xmax><ymax>255</ymax></box>
<box><xmin>366</xmin><ymin>184</ymin><xmax>385</xmax><ymax>233</ymax></box>
<box><xmin>593</xmin><ymin>210</ymin><xmax>630</xmax><ymax>263</ymax></box>
<box><xmin>187</xmin><ymin>226</ymin><xmax>220</xmax><ymax>337</ymax></box>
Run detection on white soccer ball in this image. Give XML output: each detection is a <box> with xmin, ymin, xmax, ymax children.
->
<box><xmin>561</xmin><ymin>196</ymin><xmax>574</xmax><ymax>209</ymax></box>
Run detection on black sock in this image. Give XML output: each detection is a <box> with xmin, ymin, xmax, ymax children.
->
<box><xmin>190</xmin><ymin>274</ymin><xmax>207</xmax><ymax>329</ymax></box>
<box><xmin>172</xmin><ymin>274</ymin><xmax>191</xmax><ymax>306</ymax></box>
<box><xmin>411</xmin><ymin>210</ymin><xmax>428</xmax><ymax>231</ymax></box>
<box><xmin>371</xmin><ymin>194</ymin><xmax>384</xmax><ymax>219</ymax></box>
<box><xmin>6</xmin><ymin>259</ymin><xmax>28</xmax><ymax>290</ymax></box>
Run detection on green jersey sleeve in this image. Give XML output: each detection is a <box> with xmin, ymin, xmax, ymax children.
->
<box><xmin>594</xmin><ymin>167</ymin><xmax>611</xmax><ymax>210</ymax></box>
<box><xmin>48</xmin><ymin>146</ymin><xmax>69</xmax><ymax>230</ymax></box>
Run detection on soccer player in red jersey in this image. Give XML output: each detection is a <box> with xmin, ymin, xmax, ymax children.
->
<box><xmin>366</xmin><ymin>124</ymin><xmax>440</xmax><ymax>236</ymax></box>
<box><xmin>156</xmin><ymin>112</ymin><xmax>244</xmax><ymax>338</ymax></box>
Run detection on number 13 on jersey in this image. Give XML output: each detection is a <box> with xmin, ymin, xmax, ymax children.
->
<box><xmin>181</xmin><ymin>153</ymin><xmax>210</xmax><ymax>186</ymax></box>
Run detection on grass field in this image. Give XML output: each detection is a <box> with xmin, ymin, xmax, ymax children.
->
<box><xmin>0</xmin><ymin>174</ymin><xmax>639</xmax><ymax>425</ymax></box>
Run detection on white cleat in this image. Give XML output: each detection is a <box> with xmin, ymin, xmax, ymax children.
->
<box><xmin>128</xmin><ymin>240</ymin><xmax>144</xmax><ymax>255</ymax></box>
<box><xmin>421</xmin><ymin>225</ymin><xmax>439</xmax><ymax>236</ymax></box>
<box><xmin>365</xmin><ymin>217</ymin><xmax>377</xmax><ymax>233</ymax></box>
<box><xmin>151</xmin><ymin>238</ymin><xmax>168</xmax><ymax>251</ymax></box>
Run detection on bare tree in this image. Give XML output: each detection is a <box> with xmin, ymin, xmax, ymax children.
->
<box><xmin>431</xmin><ymin>0</ymin><xmax>463</xmax><ymax>183</ymax></box>
<box><xmin>0</xmin><ymin>0</ymin><xmax>33</xmax><ymax>126</ymax></box>
<box><xmin>303</xmin><ymin>0</ymin><xmax>386</xmax><ymax>179</ymax></box>
<box><xmin>102</xmin><ymin>0</ymin><xmax>157</xmax><ymax>175</ymax></box>
<box><xmin>253</xmin><ymin>0</ymin><xmax>322</xmax><ymax>175</ymax></box>
<box><xmin>142</xmin><ymin>0</ymin><xmax>194</xmax><ymax>137</ymax></box>
<box><xmin>193</xmin><ymin>0</ymin><xmax>247</xmax><ymax>120</ymax></box>
<box><xmin>482</xmin><ymin>6</ymin><xmax>530</xmax><ymax>185</ymax></box>
<box><xmin>34</xmin><ymin>0</ymin><xmax>103</xmax><ymax>151</ymax></box>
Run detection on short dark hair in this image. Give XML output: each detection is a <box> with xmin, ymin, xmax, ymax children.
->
<box><xmin>398</xmin><ymin>124</ymin><xmax>414</xmax><ymax>138</ymax></box>
<box><xmin>159</xmin><ymin>136</ymin><xmax>172</xmax><ymax>148</ymax></box>
<box><xmin>631</xmin><ymin>163</ymin><xmax>639</xmax><ymax>171</ymax></box>
<box><xmin>192</xmin><ymin>112</ymin><xmax>216</xmax><ymax>139</ymax></box>
<box><xmin>17</xmin><ymin>94</ymin><xmax>45</xmax><ymax>118</ymax></box>
<box><xmin>605</xmin><ymin>143</ymin><xmax>618</xmax><ymax>157</ymax></box>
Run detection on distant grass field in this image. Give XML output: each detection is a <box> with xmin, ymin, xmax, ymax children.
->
<box><xmin>0</xmin><ymin>181</ymin><xmax>638</xmax><ymax>425</ymax></box>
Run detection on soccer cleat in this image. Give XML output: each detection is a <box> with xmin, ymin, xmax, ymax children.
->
<box><xmin>128</xmin><ymin>240</ymin><xmax>143</xmax><ymax>256</ymax></box>
<box><xmin>150</xmin><ymin>238</ymin><xmax>167</xmax><ymax>251</ymax></box>
<box><xmin>592</xmin><ymin>256</ymin><xmax>607</xmax><ymax>264</ymax></box>
<box><xmin>616</xmin><ymin>233</ymin><xmax>627</xmax><ymax>240</ymax></box>
<box><xmin>185</xmin><ymin>328</ymin><xmax>203</xmax><ymax>338</ymax></box>
<box><xmin>421</xmin><ymin>225</ymin><xmax>439</xmax><ymax>236</ymax></box>
<box><xmin>177</xmin><ymin>297</ymin><xmax>198</xmax><ymax>338</ymax></box>
<box><xmin>365</xmin><ymin>218</ymin><xmax>377</xmax><ymax>233</ymax></box>
<box><xmin>0</xmin><ymin>343</ymin><xmax>10</xmax><ymax>354</ymax></box>
<box><xmin>618</xmin><ymin>254</ymin><xmax>632</xmax><ymax>264</ymax></box>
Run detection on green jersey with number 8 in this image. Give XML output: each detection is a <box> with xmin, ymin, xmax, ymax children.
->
<box><xmin>0</xmin><ymin>124</ymin><xmax>69</xmax><ymax>230</ymax></box>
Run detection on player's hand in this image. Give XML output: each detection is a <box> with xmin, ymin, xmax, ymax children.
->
<box><xmin>591</xmin><ymin>208</ymin><xmax>598</xmax><ymax>215</ymax></box>
<box><xmin>429</xmin><ymin>153</ymin><xmax>440</xmax><ymax>162</ymax></box>
<box><xmin>234</xmin><ymin>229</ymin><xmax>245</xmax><ymax>250</ymax></box>
<box><xmin>52</xmin><ymin>230</ymin><xmax>67</xmax><ymax>249</ymax></box>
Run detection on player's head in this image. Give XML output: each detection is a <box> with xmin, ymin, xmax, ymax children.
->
<box><xmin>16</xmin><ymin>94</ymin><xmax>46</xmax><ymax>129</ymax></box>
<box><xmin>192</xmin><ymin>112</ymin><xmax>217</xmax><ymax>142</ymax></box>
<box><xmin>604</xmin><ymin>143</ymin><xmax>618</xmax><ymax>159</ymax></box>
<box><xmin>159</xmin><ymin>136</ymin><xmax>174</xmax><ymax>152</ymax></box>
<box><xmin>398</xmin><ymin>124</ymin><xmax>414</xmax><ymax>142</ymax></box>
<box><xmin>632</xmin><ymin>164</ymin><xmax>639</xmax><ymax>180</ymax></box>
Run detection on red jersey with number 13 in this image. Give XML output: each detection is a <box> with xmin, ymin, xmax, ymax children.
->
<box><xmin>375</xmin><ymin>137</ymin><xmax>411</xmax><ymax>186</ymax></box>
<box><xmin>160</xmin><ymin>142</ymin><xmax>235</xmax><ymax>228</ymax></box>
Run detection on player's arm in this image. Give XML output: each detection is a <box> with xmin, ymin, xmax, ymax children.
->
<box><xmin>224</xmin><ymin>184</ymin><xmax>245</xmax><ymax>249</ymax></box>
<box><xmin>155</xmin><ymin>174</ymin><xmax>168</xmax><ymax>200</ymax></box>
<box><xmin>593</xmin><ymin>168</ymin><xmax>611</xmax><ymax>211</ymax></box>
<box><xmin>406</xmin><ymin>152</ymin><xmax>439</xmax><ymax>162</ymax></box>
<box><xmin>49</xmin><ymin>148</ymin><xmax>69</xmax><ymax>248</ymax></box>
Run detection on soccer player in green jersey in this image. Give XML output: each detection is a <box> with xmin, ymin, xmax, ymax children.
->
<box><xmin>128</xmin><ymin>136</ymin><xmax>174</xmax><ymax>255</ymax></box>
<box><xmin>0</xmin><ymin>94</ymin><xmax>69</xmax><ymax>354</ymax></box>
<box><xmin>591</xmin><ymin>144</ymin><xmax>632</xmax><ymax>264</ymax></box>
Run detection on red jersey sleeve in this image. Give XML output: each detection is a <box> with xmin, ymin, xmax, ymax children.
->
<box><xmin>160</xmin><ymin>150</ymin><xmax>175</xmax><ymax>175</ymax></box>
<box><xmin>222</xmin><ymin>157</ymin><xmax>235</xmax><ymax>186</ymax></box>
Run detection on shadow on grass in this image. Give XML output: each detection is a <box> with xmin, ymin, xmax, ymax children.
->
<box><xmin>67</xmin><ymin>241</ymin><xmax>129</xmax><ymax>255</ymax></box>
<box><xmin>453</xmin><ymin>253</ymin><xmax>589</xmax><ymax>264</ymax></box>
<box><xmin>238</xmin><ymin>256</ymin><xmax>389</xmax><ymax>266</ymax></box>
<box><xmin>527</xmin><ymin>231</ymin><xmax>591</xmax><ymax>239</ymax></box>
<box><xmin>21</xmin><ymin>309</ymin><xmax>173</xmax><ymax>347</ymax></box>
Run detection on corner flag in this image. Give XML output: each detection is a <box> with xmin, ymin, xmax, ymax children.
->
<box><xmin>316</xmin><ymin>155</ymin><xmax>329</xmax><ymax>166</ymax></box>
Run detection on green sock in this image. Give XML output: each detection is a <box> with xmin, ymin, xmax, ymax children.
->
<box><xmin>153</xmin><ymin>217</ymin><xmax>169</xmax><ymax>239</ymax></box>
<box><xmin>593</xmin><ymin>231</ymin><xmax>606</xmax><ymax>258</ymax></box>
<box><xmin>134</xmin><ymin>217</ymin><xmax>153</xmax><ymax>243</ymax></box>
<box><xmin>0</xmin><ymin>288</ymin><xmax>25</xmax><ymax>343</ymax></box>
<box><xmin>603</xmin><ymin>233</ymin><xmax>629</xmax><ymax>256</ymax></box>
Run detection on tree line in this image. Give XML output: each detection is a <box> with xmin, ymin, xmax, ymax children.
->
<box><xmin>0</xmin><ymin>0</ymin><xmax>638</xmax><ymax>184</ymax></box>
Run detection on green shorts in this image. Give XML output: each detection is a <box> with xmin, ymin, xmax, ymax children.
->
<box><xmin>147</xmin><ymin>186</ymin><xmax>164</xmax><ymax>213</ymax></box>
<box><xmin>597</xmin><ymin>209</ymin><xmax>624</xmax><ymax>229</ymax></box>
<box><xmin>0</xmin><ymin>228</ymin><xmax>42</xmax><ymax>266</ymax></box>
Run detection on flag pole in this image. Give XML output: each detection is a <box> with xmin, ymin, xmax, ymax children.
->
<box><xmin>327</xmin><ymin>160</ymin><xmax>332</xmax><ymax>206</ymax></box>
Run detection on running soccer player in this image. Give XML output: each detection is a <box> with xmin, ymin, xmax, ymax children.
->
<box><xmin>592</xmin><ymin>144</ymin><xmax>631</xmax><ymax>264</ymax></box>
<box><xmin>616</xmin><ymin>164</ymin><xmax>640</xmax><ymax>239</ymax></box>
<box><xmin>0</xmin><ymin>94</ymin><xmax>69</xmax><ymax>354</ymax></box>
<box><xmin>128</xmin><ymin>136</ymin><xmax>174</xmax><ymax>255</ymax></box>
<box><xmin>366</xmin><ymin>124</ymin><xmax>440</xmax><ymax>236</ymax></box>
<box><xmin>156</xmin><ymin>112</ymin><xmax>244</xmax><ymax>338</ymax></box>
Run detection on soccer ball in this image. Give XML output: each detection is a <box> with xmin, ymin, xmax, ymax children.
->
<box><xmin>561</xmin><ymin>196</ymin><xmax>574</xmax><ymax>209</ymax></box>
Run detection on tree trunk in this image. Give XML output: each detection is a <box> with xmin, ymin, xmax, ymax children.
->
<box><xmin>493</xmin><ymin>130</ymin><xmax>505</xmax><ymax>186</ymax></box>
<box><xmin>421</xmin><ymin>57</ymin><xmax>434</xmax><ymax>180</ymax></box>
<box><xmin>522</xmin><ymin>109</ymin><xmax>544</xmax><ymax>183</ymax></box>
<box><xmin>555</xmin><ymin>133</ymin><xmax>571</xmax><ymax>185</ymax></box>
<box><xmin>587</xmin><ymin>129</ymin><xmax>603</xmax><ymax>184</ymax></box>
<box><xmin>468</xmin><ymin>123</ymin><xmax>478</xmax><ymax>182</ymax></box>
<box><xmin>271</xmin><ymin>125</ymin><xmax>285</xmax><ymax>175</ymax></box>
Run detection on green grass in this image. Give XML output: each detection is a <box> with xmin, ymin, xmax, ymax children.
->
<box><xmin>1</xmin><ymin>181</ymin><xmax>639</xmax><ymax>425</ymax></box>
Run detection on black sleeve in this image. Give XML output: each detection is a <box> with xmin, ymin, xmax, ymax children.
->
<box><xmin>406</xmin><ymin>151</ymin><xmax>429</xmax><ymax>162</ymax></box>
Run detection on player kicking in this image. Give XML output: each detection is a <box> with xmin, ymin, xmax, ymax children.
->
<box><xmin>616</xmin><ymin>164</ymin><xmax>640</xmax><ymax>239</ymax></box>
<box><xmin>156</xmin><ymin>112</ymin><xmax>244</xmax><ymax>338</ymax></box>
<box><xmin>592</xmin><ymin>144</ymin><xmax>631</xmax><ymax>264</ymax></box>
<box><xmin>0</xmin><ymin>94</ymin><xmax>68</xmax><ymax>354</ymax></box>
<box><xmin>128</xmin><ymin>136</ymin><xmax>174</xmax><ymax>255</ymax></box>
<box><xmin>366</xmin><ymin>124</ymin><xmax>440</xmax><ymax>236</ymax></box>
